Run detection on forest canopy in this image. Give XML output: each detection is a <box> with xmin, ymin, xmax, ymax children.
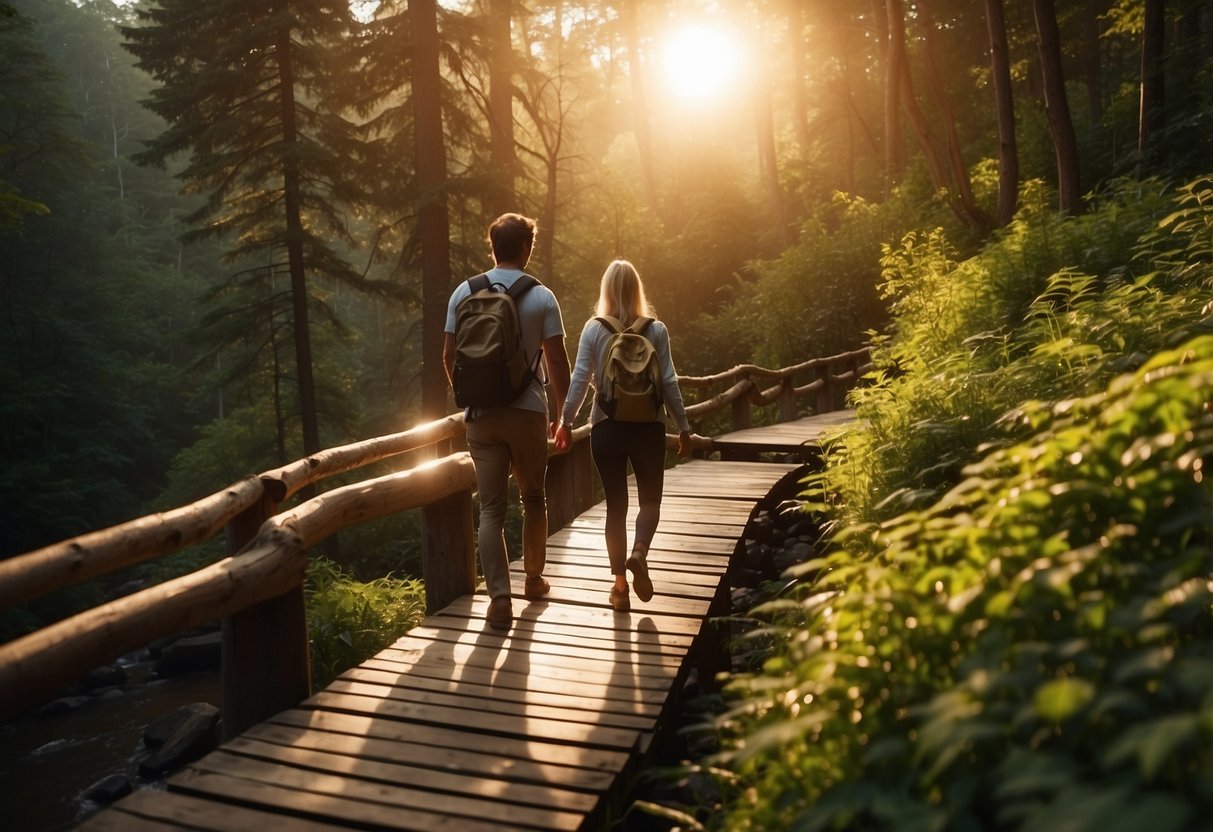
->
<box><xmin>1</xmin><ymin>0</ymin><xmax>1208</xmax><ymax>561</ymax></box>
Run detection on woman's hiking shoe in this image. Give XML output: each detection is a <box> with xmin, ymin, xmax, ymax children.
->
<box><xmin>626</xmin><ymin>552</ymin><xmax>654</xmax><ymax>602</ymax></box>
<box><xmin>486</xmin><ymin>596</ymin><xmax>512</xmax><ymax>631</ymax></box>
<box><xmin>609</xmin><ymin>584</ymin><xmax>631</xmax><ymax>612</ymax></box>
<box><xmin>524</xmin><ymin>575</ymin><xmax>551</xmax><ymax>599</ymax></box>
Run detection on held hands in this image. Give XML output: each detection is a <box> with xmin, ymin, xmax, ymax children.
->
<box><xmin>554</xmin><ymin>423</ymin><xmax>572</xmax><ymax>452</ymax></box>
<box><xmin>677</xmin><ymin>429</ymin><xmax>692</xmax><ymax>457</ymax></box>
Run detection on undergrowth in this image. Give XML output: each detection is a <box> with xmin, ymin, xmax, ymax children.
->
<box><xmin>304</xmin><ymin>556</ymin><xmax>426</xmax><ymax>689</ymax></box>
<box><xmin>685</xmin><ymin>176</ymin><xmax>1213</xmax><ymax>831</ymax></box>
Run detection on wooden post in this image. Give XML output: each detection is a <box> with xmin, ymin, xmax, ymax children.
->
<box><xmin>221</xmin><ymin>490</ymin><xmax>311</xmax><ymax>740</ymax></box>
<box><xmin>815</xmin><ymin>365</ymin><xmax>833</xmax><ymax>414</ymax></box>
<box><xmin>730</xmin><ymin>378</ymin><xmax>752</xmax><ymax>431</ymax></box>
<box><xmin>545</xmin><ymin>449</ymin><xmax>577</xmax><ymax>533</ymax></box>
<box><xmin>832</xmin><ymin>361</ymin><xmax>850</xmax><ymax>411</ymax></box>
<box><xmin>421</xmin><ymin>489</ymin><xmax>476</xmax><ymax>613</ymax></box>
<box><xmin>571</xmin><ymin>437</ymin><xmax>596</xmax><ymax>517</ymax></box>
<box><xmin>778</xmin><ymin>379</ymin><xmax>797</xmax><ymax>422</ymax></box>
<box><xmin>545</xmin><ymin>435</ymin><xmax>597</xmax><ymax>532</ymax></box>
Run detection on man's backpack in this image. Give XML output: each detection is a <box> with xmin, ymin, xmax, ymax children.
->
<box><xmin>452</xmin><ymin>273</ymin><xmax>543</xmax><ymax>408</ymax></box>
<box><xmin>595</xmin><ymin>315</ymin><xmax>663</xmax><ymax>422</ymax></box>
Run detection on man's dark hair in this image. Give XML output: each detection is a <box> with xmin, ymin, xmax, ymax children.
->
<box><xmin>488</xmin><ymin>213</ymin><xmax>536</xmax><ymax>264</ymax></box>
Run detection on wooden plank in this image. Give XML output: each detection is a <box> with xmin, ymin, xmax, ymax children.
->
<box><xmin>369</xmin><ymin>641</ymin><xmax>677</xmax><ymax>693</ymax></box>
<box><xmin>510</xmin><ymin>560</ymin><xmax>721</xmax><ymax>593</ymax></box>
<box><xmin>266</xmin><ymin>709</ymin><xmax>628</xmax><ymax>777</ymax></box>
<box><xmin>510</xmin><ymin>582</ymin><xmax>713</xmax><ymax>617</ymax></box>
<box><xmin>566</xmin><ymin>516</ymin><xmax>745</xmax><ymax>539</ymax></box>
<box><xmin>543</xmin><ymin>544</ymin><xmax>732</xmax><ymax>571</ymax></box>
<box><xmin>400</xmin><ymin>623</ymin><xmax>686</xmax><ymax>668</ymax></box>
<box><xmin>219</xmin><ymin>737</ymin><xmax>602</xmax><ymax>814</ymax></box>
<box><xmin>551</xmin><ymin>528</ymin><xmax>736</xmax><ymax>556</ymax></box>
<box><xmin>168</xmin><ymin>767</ymin><xmax>538</xmax><ymax>832</ymax></box>
<box><xmin>387</xmin><ymin>627</ymin><xmax>683</xmax><ymax>679</ymax></box>
<box><xmin>439</xmin><ymin>595</ymin><xmax>706</xmax><ymax>637</ymax></box>
<box><xmin>302</xmin><ymin>690</ymin><xmax>641</xmax><ymax>751</ymax></box>
<box><xmin>241</xmin><ymin>721</ymin><xmax>617</xmax><ymax>793</ymax></box>
<box><xmin>81</xmin><ymin>786</ymin><xmax>360</xmax><ymax>832</ymax></box>
<box><xmin>409</xmin><ymin>610</ymin><xmax>694</xmax><ymax>651</ymax></box>
<box><xmin>325</xmin><ymin>675</ymin><xmax>661</xmax><ymax>729</ymax></box>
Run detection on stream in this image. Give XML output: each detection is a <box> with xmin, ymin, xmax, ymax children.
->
<box><xmin>0</xmin><ymin>653</ymin><xmax>221</xmax><ymax>831</ymax></box>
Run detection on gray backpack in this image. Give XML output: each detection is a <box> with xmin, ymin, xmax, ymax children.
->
<box><xmin>452</xmin><ymin>274</ymin><xmax>542</xmax><ymax>408</ymax></box>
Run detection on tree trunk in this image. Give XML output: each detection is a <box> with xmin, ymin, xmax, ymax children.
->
<box><xmin>920</xmin><ymin>0</ymin><xmax>991</xmax><ymax>228</ymax></box>
<box><xmin>488</xmin><ymin>0</ymin><xmax>516</xmax><ymax>215</ymax></box>
<box><xmin>985</xmin><ymin>0</ymin><xmax>1019</xmax><ymax>226</ymax></box>
<box><xmin>276</xmin><ymin>22</ymin><xmax>321</xmax><ymax>458</ymax></box>
<box><xmin>412</xmin><ymin>0</ymin><xmax>454</xmax><ymax>419</ymax></box>
<box><xmin>883</xmin><ymin>0</ymin><xmax>907</xmax><ymax>189</ymax></box>
<box><xmin>1082</xmin><ymin>0</ymin><xmax>1105</xmax><ymax>134</ymax></box>
<box><xmin>1033</xmin><ymin>0</ymin><xmax>1081</xmax><ymax>213</ymax></box>
<box><xmin>1137</xmin><ymin>0</ymin><xmax>1166</xmax><ymax>172</ymax></box>
<box><xmin>753</xmin><ymin>29</ymin><xmax>789</xmax><ymax>244</ymax></box>
<box><xmin>787</xmin><ymin>0</ymin><xmax>812</xmax><ymax>156</ymax></box>
<box><xmin>622</xmin><ymin>0</ymin><xmax>657</xmax><ymax>212</ymax></box>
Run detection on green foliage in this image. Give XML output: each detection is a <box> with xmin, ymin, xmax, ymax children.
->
<box><xmin>690</xmin><ymin>175</ymin><xmax>967</xmax><ymax>375</ymax></box>
<box><xmin>834</xmin><ymin>178</ymin><xmax>1185</xmax><ymax>523</ymax></box>
<box><xmin>699</xmin><ymin>176</ymin><xmax>1213</xmax><ymax>830</ymax></box>
<box><xmin>304</xmin><ymin>556</ymin><xmax>425</xmax><ymax>690</ymax></box>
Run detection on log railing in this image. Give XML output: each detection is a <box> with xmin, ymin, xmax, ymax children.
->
<box><xmin>0</xmin><ymin>347</ymin><xmax>869</xmax><ymax>732</ymax></box>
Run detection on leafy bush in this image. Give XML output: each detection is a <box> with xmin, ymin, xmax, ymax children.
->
<box><xmin>696</xmin><ymin>176</ymin><xmax>1213</xmax><ymax>831</ymax></box>
<box><xmin>304</xmin><ymin>556</ymin><xmax>426</xmax><ymax>689</ymax></box>
<box><xmin>834</xmin><ymin>178</ymin><xmax>1189</xmax><ymax>523</ymax></box>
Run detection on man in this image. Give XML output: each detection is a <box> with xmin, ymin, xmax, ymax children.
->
<box><xmin>443</xmin><ymin>213</ymin><xmax>570</xmax><ymax>631</ymax></box>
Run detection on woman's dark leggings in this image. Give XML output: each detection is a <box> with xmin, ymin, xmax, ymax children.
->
<box><xmin>591</xmin><ymin>419</ymin><xmax>666</xmax><ymax>575</ymax></box>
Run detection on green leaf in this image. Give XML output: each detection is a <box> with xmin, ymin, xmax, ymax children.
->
<box><xmin>1103</xmin><ymin>715</ymin><xmax>1200</xmax><ymax>781</ymax></box>
<box><xmin>1034</xmin><ymin>678</ymin><xmax>1095</xmax><ymax>723</ymax></box>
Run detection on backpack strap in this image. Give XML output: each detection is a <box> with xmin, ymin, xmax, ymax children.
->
<box><xmin>627</xmin><ymin>316</ymin><xmax>654</xmax><ymax>335</ymax></box>
<box><xmin>506</xmin><ymin>273</ymin><xmax>540</xmax><ymax>301</ymax></box>
<box><xmin>595</xmin><ymin>315</ymin><xmax>624</xmax><ymax>333</ymax></box>
<box><xmin>467</xmin><ymin>273</ymin><xmax>490</xmax><ymax>293</ymax></box>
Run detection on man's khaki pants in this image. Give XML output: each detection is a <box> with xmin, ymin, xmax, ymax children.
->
<box><xmin>465</xmin><ymin>407</ymin><xmax>549</xmax><ymax>600</ymax></box>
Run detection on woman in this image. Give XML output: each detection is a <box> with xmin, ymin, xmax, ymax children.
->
<box><xmin>554</xmin><ymin>260</ymin><xmax>692</xmax><ymax>611</ymax></box>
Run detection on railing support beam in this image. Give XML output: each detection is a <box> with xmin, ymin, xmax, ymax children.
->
<box><xmin>421</xmin><ymin>491</ymin><xmax>476</xmax><ymax>613</ymax></box>
<box><xmin>221</xmin><ymin>490</ymin><xmax>311</xmax><ymax>740</ymax></box>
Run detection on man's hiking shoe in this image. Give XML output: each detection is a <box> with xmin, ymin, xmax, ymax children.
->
<box><xmin>487</xmin><ymin>596</ymin><xmax>512</xmax><ymax>631</ymax></box>
<box><xmin>524</xmin><ymin>575</ymin><xmax>551</xmax><ymax>600</ymax></box>
<box><xmin>609</xmin><ymin>584</ymin><xmax>631</xmax><ymax>612</ymax></box>
<box><xmin>626</xmin><ymin>553</ymin><xmax>654</xmax><ymax>602</ymax></box>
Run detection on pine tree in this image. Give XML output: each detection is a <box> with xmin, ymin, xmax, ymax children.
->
<box><xmin>122</xmin><ymin>0</ymin><xmax>364</xmax><ymax>456</ymax></box>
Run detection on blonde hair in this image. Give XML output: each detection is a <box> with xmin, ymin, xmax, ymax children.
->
<box><xmin>594</xmin><ymin>259</ymin><xmax>653</xmax><ymax>326</ymax></box>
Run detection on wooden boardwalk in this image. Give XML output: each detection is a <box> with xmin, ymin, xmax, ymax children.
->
<box><xmin>77</xmin><ymin>419</ymin><xmax>851</xmax><ymax>831</ymax></box>
<box><xmin>712</xmin><ymin>409</ymin><xmax>856</xmax><ymax>460</ymax></box>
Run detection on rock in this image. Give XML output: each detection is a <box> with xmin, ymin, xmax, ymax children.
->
<box><xmin>77</xmin><ymin>663</ymin><xmax>127</xmax><ymax>693</ymax></box>
<box><xmin>145</xmin><ymin>702</ymin><xmax>219</xmax><ymax>748</ymax></box>
<box><xmin>731</xmin><ymin>586</ymin><xmax>764</xmax><ymax>609</ymax></box>
<box><xmin>82</xmin><ymin>774</ymin><xmax>132</xmax><ymax>804</ymax></box>
<box><xmin>139</xmin><ymin>703</ymin><xmax>220</xmax><ymax>777</ymax></box>
<box><xmin>738</xmin><ymin>541</ymin><xmax>770</xmax><ymax>572</ymax></box>
<box><xmin>40</xmin><ymin>695</ymin><xmax>91</xmax><ymax>716</ymax></box>
<box><xmin>154</xmin><ymin>632</ymin><xmax>221</xmax><ymax>677</ymax></box>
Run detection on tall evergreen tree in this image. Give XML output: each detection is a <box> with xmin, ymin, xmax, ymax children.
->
<box><xmin>122</xmin><ymin>0</ymin><xmax>363</xmax><ymax>457</ymax></box>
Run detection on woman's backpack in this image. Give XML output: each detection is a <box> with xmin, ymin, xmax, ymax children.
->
<box><xmin>452</xmin><ymin>274</ymin><xmax>542</xmax><ymax>408</ymax></box>
<box><xmin>595</xmin><ymin>315</ymin><xmax>663</xmax><ymax>422</ymax></box>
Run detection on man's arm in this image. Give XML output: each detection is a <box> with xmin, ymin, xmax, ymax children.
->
<box><xmin>442</xmin><ymin>332</ymin><xmax>456</xmax><ymax>389</ymax></box>
<box><xmin>542</xmin><ymin>333</ymin><xmax>571</xmax><ymax>431</ymax></box>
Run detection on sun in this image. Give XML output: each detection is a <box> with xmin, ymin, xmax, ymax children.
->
<box><xmin>659</xmin><ymin>24</ymin><xmax>742</xmax><ymax>103</ymax></box>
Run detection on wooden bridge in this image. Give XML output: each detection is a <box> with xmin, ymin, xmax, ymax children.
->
<box><xmin>0</xmin><ymin>349</ymin><xmax>869</xmax><ymax>831</ymax></box>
